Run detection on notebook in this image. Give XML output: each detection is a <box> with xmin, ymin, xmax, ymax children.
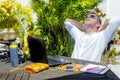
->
<box><xmin>80</xmin><ymin>64</ymin><xmax>106</xmax><ymax>74</ymax></box>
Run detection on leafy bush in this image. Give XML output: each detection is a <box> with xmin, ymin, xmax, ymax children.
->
<box><xmin>0</xmin><ymin>0</ymin><xmax>34</xmax><ymax>55</ymax></box>
<box><xmin>31</xmin><ymin>0</ymin><xmax>103</xmax><ymax>56</ymax></box>
<box><xmin>0</xmin><ymin>0</ymin><xmax>33</xmax><ymax>37</ymax></box>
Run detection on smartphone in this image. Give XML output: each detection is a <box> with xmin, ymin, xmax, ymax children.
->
<box><xmin>66</xmin><ymin>65</ymin><xmax>74</xmax><ymax>71</ymax></box>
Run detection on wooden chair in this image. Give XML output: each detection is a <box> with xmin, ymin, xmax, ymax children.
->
<box><xmin>104</xmin><ymin>40</ymin><xmax>114</xmax><ymax>66</ymax></box>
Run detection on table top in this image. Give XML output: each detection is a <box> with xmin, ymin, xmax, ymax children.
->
<box><xmin>0</xmin><ymin>56</ymin><xmax>119</xmax><ymax>80</ymax></box>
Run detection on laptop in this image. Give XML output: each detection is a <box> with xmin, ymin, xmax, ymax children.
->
<box><xmin>47</xmin><ymin>56</ymin><xmax>71</xmax><ymax>67</ymax></box>
<box><xmin>27</xmin><ymin>36</ymin><xmax>71</xmax><ymax>67</ymax></box>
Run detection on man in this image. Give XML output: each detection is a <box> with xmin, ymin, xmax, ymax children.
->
<box><xmin>64</xmin><ymin>11</ymin><xmax>120</xmax><ymax>62</ymax></box>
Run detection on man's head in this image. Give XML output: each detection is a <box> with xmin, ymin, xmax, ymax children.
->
<box><xmin>84</xmin><ymin>11</ymin><xmax>101</xmax><ymax>33</ymax></box>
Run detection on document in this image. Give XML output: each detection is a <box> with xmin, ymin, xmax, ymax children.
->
<box><xmin>80</xmin><ymin>64</ymin><xmax>106</xmax><ymax>74</ymax></box>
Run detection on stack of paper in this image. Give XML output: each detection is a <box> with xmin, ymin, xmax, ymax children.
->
<box><xmin>80</xmin><ymin>64</ymin><xmax>106</xmax><ymax>74</ymax></box>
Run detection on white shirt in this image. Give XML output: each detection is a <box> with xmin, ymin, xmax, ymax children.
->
<box><xmin>64</xmin><ymin>18</ymin><xmax>120</xmax><ymax>62</ymax></box>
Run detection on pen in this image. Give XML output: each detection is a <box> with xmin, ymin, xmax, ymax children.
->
<box><xmin>87</xmin><ymin>66</ymin><xmax>99</xmax><ymax>70</ymax></box>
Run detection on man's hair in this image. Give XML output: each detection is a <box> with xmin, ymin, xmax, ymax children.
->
<box><xmin>87</xmin><ymin>10</ymin><xmax>101</xmax><ymax>24</ymax></box>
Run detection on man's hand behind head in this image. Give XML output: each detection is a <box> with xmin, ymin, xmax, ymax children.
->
<box><xmin>98</xmin><ymin>18</ymin><xmax>110</xmax><ymax>32</ymax></box>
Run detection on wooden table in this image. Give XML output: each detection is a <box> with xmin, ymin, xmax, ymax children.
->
<box><xmin>0</xmin><ymin>57</ymin><xmax>119</xmax><ymax>80</ymax></box>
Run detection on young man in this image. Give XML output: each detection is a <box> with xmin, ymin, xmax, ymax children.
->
<box><xmin>64</xmin><ymin>11</ymin><xmax>120</xmax><ymax>62</ymax></box>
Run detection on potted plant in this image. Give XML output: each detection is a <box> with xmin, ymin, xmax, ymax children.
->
<box><xmin>0</xmin><ymin>0</ymin><xmax>34</xmax><ymax>55</ymax></box>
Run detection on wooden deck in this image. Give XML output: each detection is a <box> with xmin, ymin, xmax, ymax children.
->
<box><xmin>0</xmin><ymin>61</ymin><xmax>31</xmax><ymax>80</ymax></box>
<box><xmin>0</xmin><ymin>71</ymin><xmax>30</xmax><ymax>80</ymax></box>
<box><xmin>0</xmin><ymin>57</ymin><xmax>119</xmax><ymax>80</ymax></box>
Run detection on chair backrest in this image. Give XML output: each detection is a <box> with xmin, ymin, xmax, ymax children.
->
<box><xmin>104</xmin><ymin>40</ymin><xmax>114</xmax><ymax>66</ymax></box>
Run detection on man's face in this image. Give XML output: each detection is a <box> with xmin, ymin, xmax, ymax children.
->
<box><xmin>84</xmin><ymin>14</ymin><xmax>101</xmax><ymax>33</ymax></box>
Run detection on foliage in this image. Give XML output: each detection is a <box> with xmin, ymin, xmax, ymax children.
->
<box><xmin>0</xmin><ymin>0</ymin><xmax>34</xmax><ymax>55</ymax></box>
<box><xmin>109</xmin><ymin>47</ymin><xmax>118</xmax><ymax>64</ymax></box>
<box><xmin>31</xmin><ymin>0</ymin><xmax>103</xmax><ymax>56</ymax></box>
<box><xmin>0</xmin><ymin>0</ymin><xmax>34</xmax><ymax>37</ymax></box>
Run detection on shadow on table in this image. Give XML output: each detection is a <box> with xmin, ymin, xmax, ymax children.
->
<box><xmin>46</xmin><ymin>70</ymin><xmax>119</xmax><ymax>80</ymax></box>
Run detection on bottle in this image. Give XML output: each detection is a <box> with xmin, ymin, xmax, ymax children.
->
<box><xmin>10</xmin><ymin>41</ymin><xmax>19</xmax><ymax>67</ymax></box>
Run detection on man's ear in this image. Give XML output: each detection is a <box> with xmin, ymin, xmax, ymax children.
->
<box><xmin>96</xmin><ymin>23</ymin><xmax>101</xmax><ymax>29</ymax></box>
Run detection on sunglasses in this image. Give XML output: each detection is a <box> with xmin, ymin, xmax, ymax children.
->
<box><xmin>85</xmin><ymin>14</ymin><xmax>96</xmax><ymax>19</ymax></box>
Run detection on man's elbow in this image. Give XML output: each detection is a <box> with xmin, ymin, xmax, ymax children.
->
<box><xmin>109</xmin><ymin>17</ymin><xmax>120</xmax><ymax>25</ymax></box>
<box><xmin>64</xmin><ymin>19</ymin><xmax>71</xmax><ymax>26</ymax></box>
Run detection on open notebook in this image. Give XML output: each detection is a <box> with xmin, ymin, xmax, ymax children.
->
<box><xmin>80</xmin><ymin>64</ymin><xmax>106</xmax><ymax>74</ymax></box>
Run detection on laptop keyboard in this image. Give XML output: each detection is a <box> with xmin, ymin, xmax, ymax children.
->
<box><xmin>47</xmin><ymin>56</ymin><xmax>71</xmax><ymax>67</ymax></box>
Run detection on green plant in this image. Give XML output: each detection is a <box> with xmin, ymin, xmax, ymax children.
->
<box><xmin>0</xmin><ymin>0</ymin><xmax>34</xmax><ymax>55</ymax></box>
<box><xmin>109</xmin><ymin>47</ymin><xmax>118</xmax><ymax>64</ymax></box>
<box><xmin>31</xmin><ymin>0</ymin><xmax>103</xmax><ymax>56</ymax></box>
<box><xmin>0</xmin><ymin>0</ymin><xmax>33</xmax><ymax>32</ymax></box>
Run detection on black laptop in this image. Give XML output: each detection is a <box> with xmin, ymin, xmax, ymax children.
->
<box><xmin>47</xmin><ymin>56</ymin><xmax>71</xmax><ymax>67</ymax></box>
<box><xmin>27</xmin><ymin>36</ymin><xmax>71</xmax><ymax>67</ymax></box>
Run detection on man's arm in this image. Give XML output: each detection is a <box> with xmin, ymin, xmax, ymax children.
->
<box><xmin>65</xmin><ymin>18</ymin><xmax>110</xmax><ymax>32</ymax></box>
<box><xmin>65</xmin><ymin>19</ymin><xmax>85</xmax><ymax>31</ymax></box>
<box><xmin>103</xmin><ymin>18</ymin><xmax>120</xmax><ymax>43</ymax></box>
<box><xmin>66</xmin><ymin>19</ymin><xmax>109</xmax><ymax>32</ymax></box>
<box><xmin>64</xmin><ymin>19</ymin><xmax>83</xmax><ymax>41</ymax></box>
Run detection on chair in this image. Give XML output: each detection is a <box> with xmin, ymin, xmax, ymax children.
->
<box><xmin>104</xmin><ymin>40</ymin><xmax>114</xmax><ymax>66</ymax></box>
